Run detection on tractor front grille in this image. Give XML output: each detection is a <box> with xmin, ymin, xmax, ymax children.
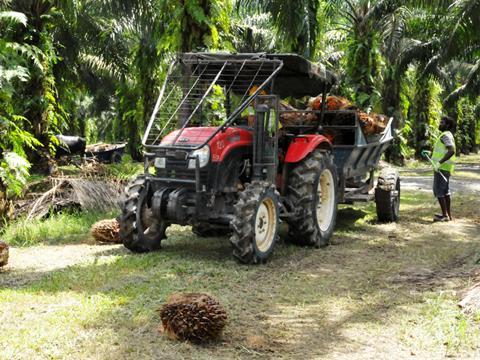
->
<box><xmin>156</xmin><ymin>158</ymin><xmax>210</xmax><ymax>186</ymax></box>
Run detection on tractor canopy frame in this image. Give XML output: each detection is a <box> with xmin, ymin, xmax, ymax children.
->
<box><xmin>142</xmin><ymin>52</ymin><xmax>336</xmax><ymax>152</ymax></box>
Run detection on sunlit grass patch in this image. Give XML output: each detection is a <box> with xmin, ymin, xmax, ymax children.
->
<box><xmin>398</xmin><ymin>291</ymin><xmax>480</xmax><ymax>357</ymax></box>
<box><xmin>456</xmin><ymin>153</ymin><xmax>480</xmax><ymax>164</ymax></box>
<box><xmin>1</xmin><ymin>210</ymin><xmax>118</xmax><ymax>247</ymax></box>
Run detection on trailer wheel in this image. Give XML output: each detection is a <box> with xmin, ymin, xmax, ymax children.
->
<box><xmin>192</xmin><ymin>223</ymin><xmax>230</xmax><ymax>237</ymax></box>
<box><xmin>111</xmin><ymin>151</ymin><xmax>123</xmax><ymax>163</ymax></box>
<box><xmin>229</xmin><ymin>181</ymin><xmax>279</xmax><ymax>264</ymax></box>
<box><xmin>120</xmin><ymin>176</ymin><xmax>167</xmax><ymax>252</ymax></box>
<box><xmin>287</xmin><ymin>150</ymin><xmax>338</xmax><ymax>247</ymax></box>
<box><xmin>375</xmin><ymin>168</ymin><xmax>400</xmax><ymax>222</ymax></box>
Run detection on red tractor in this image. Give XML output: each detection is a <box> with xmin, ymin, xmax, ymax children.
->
<box><xmin>120</xmin><ymin>53</ymin><xmax>399</xmax><ymax>264</ymax></box>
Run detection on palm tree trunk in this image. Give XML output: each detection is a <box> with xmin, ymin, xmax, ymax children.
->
<box><xmin>382</xmin><ymin>68</ymin><xmax>404</xmax><ymax>164</ymax></box>
<box><xmin>412</xmin><ymin>76</ymin><xmax>431</xmax><ymax>157</ymax></box>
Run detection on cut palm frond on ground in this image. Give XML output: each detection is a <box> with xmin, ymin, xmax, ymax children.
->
<box><xmin>25</xmin><ymin>178</ymin><xmax>122</xmax><ymax>220</ymax></box>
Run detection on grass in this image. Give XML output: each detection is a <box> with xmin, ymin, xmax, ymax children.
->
<box><xmin>1</xmin><ymin>210</ymin><xmax>118</xmax><ymax>247</ymax></box>
<box><xmin>0</xmin><ymin>189</ymin><xmax>479</xmax><ymax>359</ymax></box>
<box><xmin>1</xmin><ymin>161</ymin><xmax>480</xmax><ymax>358</ymax></box>
<box><xmin>399</xmin><ymin>169</ymin><xmax>480</xmax><ymax>180</ymax></box>
<box><xmin>456</xmin><ymin>152</ymin><xmax>480</xmax><ymax>164</ymax></box>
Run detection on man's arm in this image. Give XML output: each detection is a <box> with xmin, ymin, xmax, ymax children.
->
<box><xmin>439</xmin><ymin>145</ymin><xmax>454</xmax><ymax>164</ymax></box>
<box><xmin>438</xmin><ymin>134</ymin><xmax>455</xmax><ymax>164</ymax></box>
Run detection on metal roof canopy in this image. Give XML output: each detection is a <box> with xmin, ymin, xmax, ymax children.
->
<box><xmin>180</xmin><ymin>52</ymin><xmax>336</xmax><ymax>98</ymax></box>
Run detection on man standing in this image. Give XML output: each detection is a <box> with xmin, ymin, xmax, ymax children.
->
<box><xmin>431</xmin><ymin>115</ymin><xmax>456</xmax><ymax>222</ymax></box>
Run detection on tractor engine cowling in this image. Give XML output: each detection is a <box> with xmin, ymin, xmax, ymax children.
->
<box><xmin>160</xmin><ymin>127</ymin><xmax>253</xmax><ymax>163</ymax></box>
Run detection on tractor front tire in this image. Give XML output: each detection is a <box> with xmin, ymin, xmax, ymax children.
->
<box><xmin>287</xmin><ymin>149</ymin><xmax>338</xmax><ymax>247</ymax></box>
<box><xmin>375</xmin><ymin>168</ymin><xmax>400</xmax><ymax>222</ymax></box>
<box><xmin>120</xmin><ymin>176</ymin><xmax>167</xmax><ymax>252</ymax></box>
<box><xmin>229</xmin><ymin>181</ymin><xmax>279</xmax><ymax>264</ymax></box>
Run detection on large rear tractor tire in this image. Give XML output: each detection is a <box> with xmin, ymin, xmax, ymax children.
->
<box><xmin>287</xmin><ymin>149</ymin><xmax>338</xmax><ymax>247</ymax></box>
<box><xmin>375</xmin><ymin>168</ymin><xmax>400</xmax><ymax>222</ymax></box>
<box><xmin>120</xmin><ymin>176</ymin><xmax>168</xmax><ymax>252</ymax></box>
<box><xmin>229</xmin><ymin>181</ymin><xmax>280</xmax><ymax>264</ymax></box>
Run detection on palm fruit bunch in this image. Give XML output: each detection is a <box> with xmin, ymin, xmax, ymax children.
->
<box><xmin>90</xmin><ymin>218</ymin><xmax>121</xmax><ymax>243</ymax></box>
<box><xmin>159</xmin><ymin>293</ymin><xmax>228</xmax><ymax>343</ymax></box>
<box><xmin>0</xmin><ymin>240</ymin><xmax>9</xmax><ymax>267</ymax></box>
<box><xmin>308</xmin><ymin>95</ymin><xmax>356</xmax><ymax>111</ymax></box>
<box><xmin>358</xmin><ymin>112</ymin><xmax>388</xmax><ymax>135</ymax></box>
<box><xmin>279</xmin><ymin>101</ymin><xmax>317</xmax><ymax>126</ymax></box>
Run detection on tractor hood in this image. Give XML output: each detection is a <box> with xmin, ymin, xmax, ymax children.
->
<box><xmin>160</xmin><ymin>127</ymin><xmax>218</xmax><ymax>146</ymax></box>
<box><xmin>160</xmin><ymin>127</ymin><xmax>253</xmax><ymax>162</ymax></box>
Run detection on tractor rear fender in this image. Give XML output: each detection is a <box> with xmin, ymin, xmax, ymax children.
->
<box><xmin>284</xmin><ymin>135</ymin><xmax>332</xmax><ymax>163</ymax></box>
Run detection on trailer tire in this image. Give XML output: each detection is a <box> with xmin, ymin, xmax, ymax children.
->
<box><xmin>111</xmin><ymin>151</ymin><xmax>123</xmax><ymax>163</ymax></box>
<box><xmin>375</xmin><ymin>168</ymin><xmax>400</xmax><ymax>222</ymax></box>
<box><xmin>120</xmin><ymin>176</ymin><xmax>167</xmax><ymax>252</ymax></box>
<box><xmin>192</xmin><ymin>223</ymin><xmax>230</xmax><ymax>237</ymax></box>
<box><xmin>229</xmin><ymin>181</ymin><xmax>279</xmax><ymax>264</ymax></box>
<box><xmin>287</xmin><ymin>150</ymin><xmax>338</xmax><ymax>247</ymax></box>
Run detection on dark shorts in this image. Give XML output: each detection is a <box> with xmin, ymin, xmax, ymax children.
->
<box><xmin>433</xmin><ymin>170</ymin><xmax>451</xmax><ymax>198</ymax></box>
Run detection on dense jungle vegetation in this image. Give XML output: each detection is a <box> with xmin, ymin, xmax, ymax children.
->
<box><xmin>1</xmin><ymin>0</ymin><xmax>479</xmax><ymax>214</ymax></box>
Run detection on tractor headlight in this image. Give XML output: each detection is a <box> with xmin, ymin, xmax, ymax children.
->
<box><xmin>154</xmin><ymin>157</ymin><xmax>166</xmax><ymax>168</ymax></box>
<box><xmin>188</xmin><ymin>146</ymin><xmax>210</xmax><ymax>169</ymax></box>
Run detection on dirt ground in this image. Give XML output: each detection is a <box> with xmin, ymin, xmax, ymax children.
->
<box><xmin>1</xmin><ymin>165</ymin><xmax>479</xmax><ymax>359</ymax></box>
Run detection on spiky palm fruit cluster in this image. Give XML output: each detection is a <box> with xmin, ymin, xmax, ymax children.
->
<box><xmin>309</xmin><ymin>95</ymin><xmax>355</xmax><ymax>111</ymax></box>
<box><xmin>159</xmin><ymin>293</ymin><xmax>227</xmax><ymax>343</ymax></box>
<box><xmin>0</xmin><ymin>241</ymin><xmax>9</xmax><ymax>267</ymax></box>
<box><xmin>91</xmin><ymin>219</ymin><xmax>121</xmax><ymax>243</ymax></box>
<box><xmin>358</xmin><ymin>112</ymin><xmax>388</xmax><ymax>135</ymax></box>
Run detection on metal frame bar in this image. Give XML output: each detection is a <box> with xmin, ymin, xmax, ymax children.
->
<box><xmin>170</xmin><ymin>61</ymin><xmax>228</xmax><ymax>145</ymax></box>
<box><xmin>142</xmin><ymin>61</ymin><xmax>176</xmax><ymax>145</ymax></box>
<box><xmin>152</xmin><ymin>62</ymin><xmax>209</xmax><ymax>144</ymax></box>
<box><xmin>144</xmin><ymin>58</ymin><xmax>283</xmax><ymax>151</ymax></box>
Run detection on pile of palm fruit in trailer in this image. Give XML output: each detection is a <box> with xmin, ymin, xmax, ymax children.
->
<box><xmin>278</xmin><ymin>95</ymin><xmax>389</xmax><ymax>142</ymax></box>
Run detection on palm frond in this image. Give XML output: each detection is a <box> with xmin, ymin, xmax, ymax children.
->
<box><xmin>381</xmin><ymin>6</ymin><xmax>410</xmax><ymax>60</ymax></box>
<box><xmin>78</xmin><ymin>53</ymin><xmax>126</xmax><ymax>81</ymax></box>
<box><xmin>0</xmin><ymin>10</ymin><xmax>26</xmax><ymax>26</ymax></box>
<box><xmin>6</xmin><ymin>42</ymin><xmax>45</xmax><ymax>73</ymax></box>
<box><xmin>396</xmin><ymin>39</ymin><xmax>439</xmax><ymax>75</ymax></box>
<box><xmin>444</xmin><ymin>58</ymin><xmax>480</xmax><ymax>105</ymax></box>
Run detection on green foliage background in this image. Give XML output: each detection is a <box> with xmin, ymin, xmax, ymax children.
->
<box><xmin>0</xmin><ymin>0</ymin><xmax>479</xmax><ymax>198</ymax></box>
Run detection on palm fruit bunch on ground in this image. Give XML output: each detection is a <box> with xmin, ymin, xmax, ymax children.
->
<box><xmin>90</xmin><ymin>218</ymin><xmax>121</xmax><ymax>243</ymax></box>
<box><xmin>0</xmin><ymin>240</ymin><xmax>9</xmax><ymax>267</ymax></box>
<box><xmin>159</xmin><ymin>293</ymin><xmax>228</xmax><ymax>343</ymax></box>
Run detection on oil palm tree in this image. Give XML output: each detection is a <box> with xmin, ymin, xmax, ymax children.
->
<box><xmin>78</xmin><ymin>0</ymin><xmax>230</xmax><ymax>157</ymax></box>
<box><xmin>235</xmin><ymin>0</ymin><xmax>320</xmax><ymax>58</ymax></box>
<box><xmin>3</xmin><ymin>0</ymin><xmax>79</xmax><ymax>171</ymax></box>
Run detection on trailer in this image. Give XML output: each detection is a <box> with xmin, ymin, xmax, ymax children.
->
<box><xmin>281</xmin><ymin>109</ymin><xmax>400</xmax><ymax>222</ymax></box>
<box><xmin>85</xmin><ymin>143</ymin><xmax>126</xmax><ymax>163</ymax></box>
